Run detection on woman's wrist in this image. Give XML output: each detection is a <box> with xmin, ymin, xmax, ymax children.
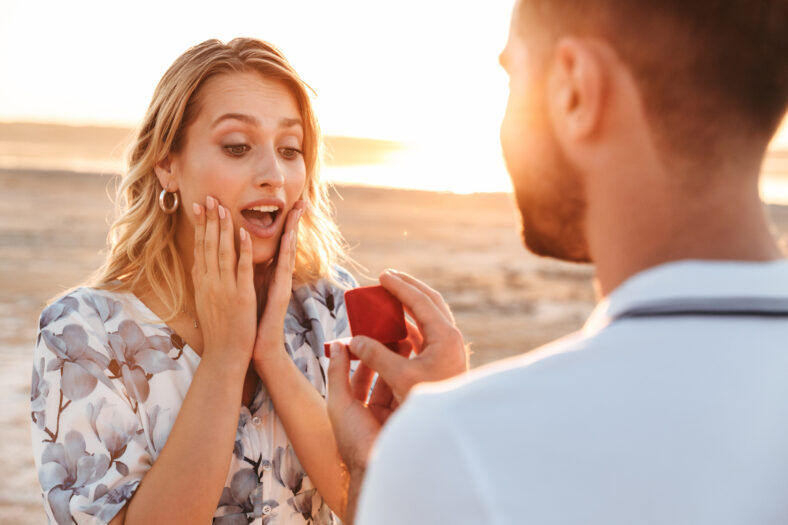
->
<box><xmin>252</xmin><ymin>344</ymin><xmax>291</xmax><ymax>382</ymax></box>
<box><xmin>200</xmin><ymin>350</ymin><xmax>250</xmax><ymax>381</ymax></box>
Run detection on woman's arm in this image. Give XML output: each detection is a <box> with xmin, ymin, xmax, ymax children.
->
<box><xmin>256</xmin><ymin>347</ymin><xmax>350</xmax><ymax>517</ymax></box>
<box><xmin>113</xmin><ymin>197</ymin><xmax>258</xmax><ymax>524</ymax></box>
<box><xmin>112</xmin><ymin>355</ymin><xmax>248</xmax><ymax>524</ymax></box>
<box><xmin>251</xmin><ymin>202</ymin><xmax>350</xmax><ymax>518</ymax></box>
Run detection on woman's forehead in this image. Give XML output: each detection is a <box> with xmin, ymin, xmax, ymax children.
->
<box><xmin>194</xmin><ymin>71</ymin><xmax>302</xmax><ymax>129</ymax></box>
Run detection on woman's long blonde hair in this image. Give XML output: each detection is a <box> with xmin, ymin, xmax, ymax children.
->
<box><xmin>89</xmin><ymin>38</ymin><xmax>349</xmax><ymax>319</ymax></box>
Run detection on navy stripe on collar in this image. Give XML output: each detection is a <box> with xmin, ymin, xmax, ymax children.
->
<box><xmin>613</xmin><ymin>297</ymin><xmax>788</xmax><ymax>321</ymax></box>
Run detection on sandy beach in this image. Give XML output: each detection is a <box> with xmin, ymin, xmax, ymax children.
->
<box><xmin>2</xmin><ymin>165</ymin><xmax>787</xmax><ymax>523</ymax></box>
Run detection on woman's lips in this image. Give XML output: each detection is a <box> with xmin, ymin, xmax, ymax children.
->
<box><xmin>240</xmin><ymin>203</ymin><xmax>290</xmax><ymax>239</ymax></box>
<box><xmin>238</xmin><ymin>198</ymin><xmax>286</xmax><ymax>239</ymax></box>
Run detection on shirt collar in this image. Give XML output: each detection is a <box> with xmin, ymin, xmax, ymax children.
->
<box><xmin>583</xmin><ymin>259</ymin><xmax>788</xmax><ymax>334</ymax></box>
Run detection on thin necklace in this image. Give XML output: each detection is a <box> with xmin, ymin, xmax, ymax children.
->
<box><xmin>181</xmin><ymin>309</ymin><xmax>199</xmax><ymax>329</ymax></box>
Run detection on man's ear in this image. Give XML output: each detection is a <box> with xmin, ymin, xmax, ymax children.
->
<box><xmin>154</xmin><ymin>155</ymin><xmax>179</xmax><ymax>192</ymax></box>
<box><xmin>546</xmin><ymin>37</ymin><xmax>605</xmax><ymax>141</ymax></box>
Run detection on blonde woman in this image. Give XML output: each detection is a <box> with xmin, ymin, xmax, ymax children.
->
<box><xmin>31</xmin><ymin>38</ymin><xmax>357</xmax><ymax>524</ymax></box>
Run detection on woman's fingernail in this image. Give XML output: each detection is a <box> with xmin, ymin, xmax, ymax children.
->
<box><xmin>206</xmin><ymin>196</ymin><xmax>216</xmax><ymax>210</ymax></box>
<box><xmin>218</xmin><ymin>205</ymin><xmax>226</xmax><ymax>220</ymax></box>
<box><xmin>329</xmin><ymin>342</ymin><xmax>342</xmax><ymax>358</ymax></box>
<box><xmin>240</xmin><ymin>227</ymin><xmax>247</xmax><ymax>241</ymax></box>
<box><xmin>192</xmin><ymin>203</ymin><xmax>201</xmax><ymax>216</ymax></box>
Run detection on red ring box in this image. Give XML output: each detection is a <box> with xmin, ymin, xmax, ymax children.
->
<box><xmin>325</xmin><ymin>285</ymin><xmax>407</xmax><ymax>359</ymax></box>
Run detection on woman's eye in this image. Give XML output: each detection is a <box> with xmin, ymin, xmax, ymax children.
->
<box><xmin>279</xmin><ymin>147</ymin><xmax>303</xmax><ymax>160</ymax></box>
<box><xmin>224</xmin><ymin>144</ymin><xmax>250</xmax><ymax>157</ymax></box>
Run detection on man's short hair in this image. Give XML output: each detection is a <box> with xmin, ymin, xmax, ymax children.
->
<box><xmin>519</xmin><ymin>0</ymin><xmax>788</xmax><ymax>166</ymax></box>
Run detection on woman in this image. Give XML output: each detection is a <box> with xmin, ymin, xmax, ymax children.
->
<box><xmin>31</xmin><ymin>38</ymin><xmax>355</xmax><ymax>524</ymax></box>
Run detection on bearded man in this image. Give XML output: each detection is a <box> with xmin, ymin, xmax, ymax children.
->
<box><xmin>327</xmin><ymin>1</ymin><xmax>788</xmax><ymax>523</ymax></box>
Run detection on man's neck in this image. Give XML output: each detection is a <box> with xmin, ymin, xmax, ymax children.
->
<box><xmin>586</xmin><ymin>167</ymin><xmax>783</xmax><ymax>298</ymax></box>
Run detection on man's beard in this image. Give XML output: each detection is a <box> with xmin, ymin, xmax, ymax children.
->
<box><xmin>514</xmin><ymin>169</ymin><xmax>591</xmax><ymax>263</ymax></box>
<box><xmin>507</xmin><ymin>100</ymin><xmax>591</xmax><ymax>263</ymax></box>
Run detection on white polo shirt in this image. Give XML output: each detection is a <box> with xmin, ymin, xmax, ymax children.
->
<box><xmin>357</xmin><ymin>260</ymin><xmax>788</xmax><ymax>524</ymax></box>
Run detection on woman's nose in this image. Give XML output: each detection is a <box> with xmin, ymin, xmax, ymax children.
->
<box><xmin>253</xmin><ymin>145</ymin><xmax>285</xmax><ymax>189</ymax></box>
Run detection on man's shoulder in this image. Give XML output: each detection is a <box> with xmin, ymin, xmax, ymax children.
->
<box><xmin>360</xmin><ymin>330</ymin><xmax>608</xmax><ymax>523</ymax></box>
<box><xmin>407</xmin><ymin>329</ymin><xmax>594</xmax><ymax>408</ymax></box>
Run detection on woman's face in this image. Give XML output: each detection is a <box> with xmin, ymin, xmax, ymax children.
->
<box><xmin>164</xmin><ymin>71</ymin><xmax>307</xmax><ymax>265</ymax></box>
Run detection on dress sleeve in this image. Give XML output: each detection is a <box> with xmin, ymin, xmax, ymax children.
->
<box><xmin>355</xmin><ymin>391</ymin><xmax>497</xmax><ymax>525</ymax></box>
<box><xmin>31</xmin><ymin>291</ymin><xmax>152</xmax><ymax>524</ymax></box>
<box><xmin>326</xmin><ymin>267</ymin><xmax>358</xmax><ymax>377</ymax></box>
<box><xmin>331</xmin><ymin>265</ymin><xmax>358</xmax><ymax>340</ymax></box>
<box><xmin>288</xmin><ymin>267</ymin><xmax>359</xmax><ymax>395</ymax></box>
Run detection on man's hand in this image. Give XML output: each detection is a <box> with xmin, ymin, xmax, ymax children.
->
<box><xmin>327</xmin><ymin>342</ymin><xmax>398</xmax><ymax>466</ymax></box>
<box><xmin>326</xmin><ymin>269</ymin><xmax>468</xmax><ymax>522</ymax></box>
<box><xmin>327</xmin><ymin>339</ymin><xmax>409</xmax><ymax>522</ymax></box>
<box><xmin>349</xmin><ymin>269</ymin><xmax>468</xmax><ymax>404</ymax></box>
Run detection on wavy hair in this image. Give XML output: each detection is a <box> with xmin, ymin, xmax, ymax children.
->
<box><xmin>88</xmin><ymin>38</ymin><xmax>349</xmax><ymax>319</ymax></box>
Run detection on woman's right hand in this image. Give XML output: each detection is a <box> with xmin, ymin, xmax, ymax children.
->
<box><xmin>192</xmin><ymin>195</ymin><xmax>256</xmax><ymax>374</ymax></box>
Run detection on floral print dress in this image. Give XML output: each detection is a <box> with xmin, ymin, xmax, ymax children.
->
<box><xmin>30</xmin><ymin>270</ymin><xmax>355</xmax><ymax>524</ymax></box>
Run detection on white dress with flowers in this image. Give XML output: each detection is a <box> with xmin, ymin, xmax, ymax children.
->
<box><xmin>30</xmin><ymin>269</ymin><xmax>355</xmax><ymax>525</ymax></box>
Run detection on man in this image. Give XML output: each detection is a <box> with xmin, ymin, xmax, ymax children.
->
<box><xmin>327</xmin><ymin>0</ymin><xmax>788</xmax><ymax>523</ymax></box>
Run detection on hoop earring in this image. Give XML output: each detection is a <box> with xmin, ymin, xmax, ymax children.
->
<box><xmin>159</xmin><ymin>189</ymin><xmax>179</xmax><ymax>214</ymax></box>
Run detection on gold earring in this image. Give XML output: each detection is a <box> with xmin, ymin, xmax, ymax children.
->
<box><xmin>159</xmin><ymin>188</ymin><xmax>179</xmax><ymax>214</ymax></box>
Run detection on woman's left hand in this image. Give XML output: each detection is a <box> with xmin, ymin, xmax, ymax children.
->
<box><xmin>252</xmin><ymin>201</ymin><xmax>305</xmax><ymax>372</ymax></box>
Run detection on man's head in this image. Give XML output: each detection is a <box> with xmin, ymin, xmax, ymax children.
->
<box><xmin>500</xmin><ymin>0</ymin><xmax>788</xmax><ymax>262</ymax></box>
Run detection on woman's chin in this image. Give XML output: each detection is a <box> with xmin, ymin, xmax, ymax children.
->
<box><xmin>251</xmin><ymin>244</ymin><xmax>278</xmax><ymax>266</ymax></box>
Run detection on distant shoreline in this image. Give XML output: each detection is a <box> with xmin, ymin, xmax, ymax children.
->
<box><xmin>2</xmin><ymin>167</ymin><xmax>787</xmax><ymax>207</ymax></box>
<box><xmin>0</xmin><ymin>166</ymin><xmax>513</xmax><ymax>198</ymax></box>
<box><xmin>0</xmin><ymin>121</ymin><xmax>407</xmax><ymax>167</ymax></box>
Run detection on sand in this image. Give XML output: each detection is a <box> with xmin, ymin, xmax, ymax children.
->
<box><xmin>2</xmin><ymin>168</ymin><xmax>787</xmax><ymax>523</ymax></box>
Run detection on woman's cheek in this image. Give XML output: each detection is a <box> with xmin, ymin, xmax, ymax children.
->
<box><xmin>288</xmin><ymin>167</ymin><xmax>307</xmax><ymax>199</ymax></box>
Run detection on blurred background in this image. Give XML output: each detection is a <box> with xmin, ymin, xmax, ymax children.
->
<box><xmin>1</xmin><ymin>0</ymin><xmax>787</xmax><ymax>522</ymax></box>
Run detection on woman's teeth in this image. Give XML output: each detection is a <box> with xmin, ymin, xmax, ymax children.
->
<box><xmin>248</xmin><ymin>205</ymin><xmax>279</xmax><ymax>213</ymax></box>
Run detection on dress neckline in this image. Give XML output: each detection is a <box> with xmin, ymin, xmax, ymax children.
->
<box><xmin>118</xmin><ymin>288</ymin><xmax>265</xmax><ymax>409</ymax></box>
<box><xmin>116</xmin><ymin>288</ymin><xmax>203</xmax><ymax>364</ymax></box>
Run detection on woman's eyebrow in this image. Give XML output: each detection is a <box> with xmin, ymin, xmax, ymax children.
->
<box><xmin>212</xmin><ymin>112</ymin><xmax>258</xmax><ymax>128</ymax></box>
<box><xmin>211</xmin><ymin>113</ymin><xmax>303</xmax><ymax>130</ymax></box>
<box><xmin>279</xmin><ymin>117</ymin><xmax>304</xmax><ymax>130</ymax></box>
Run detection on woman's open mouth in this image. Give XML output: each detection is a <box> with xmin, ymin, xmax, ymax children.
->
<box><xmin>240</xmin><ymin>202</ymin><xmax>283</xmax><ymax>238</ymax></box>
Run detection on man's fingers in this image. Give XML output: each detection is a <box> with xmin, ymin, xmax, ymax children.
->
<box><xmin>378</xmin><ymin>271</ymin><xmax>453</xmax><ymax>337</ymax></box>
<box><xmin>404</xmin><ymin>319</ymin><xmax>424</xmax><ymax>354</ymax></box>
<box><xmin>368</xmin><ymin>374</ymin><xmax>394</xmax><ymax>412</ymax></box>
<box><xmin>351</xmin><ymin>336</ymin><xmax>414</xmax><ymax>400</ymax></box>
<box><xmin>383</xmin><ymin>269</ymin><xmax>454</xmax><ymax>323</ymax></box>
<box><xmin>350</xmin><ymin>362</ymin><xmax>376</xmax><ymax>403</ymax></box>
<box><xmin>393</xmin><ymin>338</ymin><xmax>413</xmax><ymax>360</ymax></box>
<box><xmin>327</xmin><ymin>342</ymin><xmax>354</xmax><ymax>411</ymax></box>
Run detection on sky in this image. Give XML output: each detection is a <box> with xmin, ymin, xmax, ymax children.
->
<box><xmin>0</xmin><ymin>0</ymin><xmax>514</xmax><ymax>135</ymax></box>
<box><xmin>1</xmin><ymin>0</ymin><xmax>786</xmax><ymax>194</ymax></box>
